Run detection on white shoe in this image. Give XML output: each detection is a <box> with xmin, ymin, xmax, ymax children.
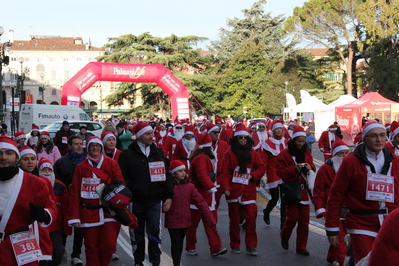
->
<box><xmin>63</xmin><ymin>249</ymin><xmax>68</xmax><ymax>259</ymax></box>
<box><xmin>186</xmin><ymin>249</ymin><xmax>197</xmax><ymax>256</ymax></box>
<box><xmin>111</xmin><ymin>253</ymin><xmax>119</xmax><ymax>260</ymax></box>
<box><xmin>71</xmin><ymin>257</ymin><xmax>83</xmax><ymax>266</ymax></box>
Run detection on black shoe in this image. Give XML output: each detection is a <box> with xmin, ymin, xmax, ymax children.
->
<box><xmin>281</xmin><ymin>240</ymin><xmax>289</xmax><ymax>250</ymax></box>
<box><xmin>263</xmin><ymin>209</ymin><xmax>270</xmax><ymax>225</ymax></box>
<box><xmin>296</xmin><ymin>250</ymin><xmax>310</xmax><ymax>256</ymax></box>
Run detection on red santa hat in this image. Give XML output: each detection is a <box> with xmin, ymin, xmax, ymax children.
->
<box><xmin>14</xmin><ymin>131</ymin><xmax>26</xmax><ymax>141</ymax></box>
<box><xmin>134</xmin><ymin>121</ymin><xmax>153</xmax><ymax>138</ymax></box>
<box><xmin>215</xmin><ymin>118</ymin><xmax>224</xmax><ymax>124</ymax></box>
<box><xmin>87</xmin><ymin>136</ymin><xmax>103</xmax><ymax>150</ymax></box>
<box><xmin>385</xmin><ymin>123</ymin><xmax>391</xmax><ymax>129</ymax></box>
<box><xmin>373</xmin><ymin>118</ymin><xmax>380</xmax><ymax>123</ymax></box>
<box><xmin>234</xmin><ymin>123</ymin><xmax>250</xmax><ymax>137</ymax></box>
<box><xmin>362</xmin><ymin>122</ymin><xmax>386</xmax><ymax>141</ymax></box>
<box><xmin>38</xmin><ymin>157</ymin><xmax>53</xmax><ymax>171</ymax></box>
<box><xmin>332</xmin><ymin>138</ymin><xmax>349</xmax><ymax>156</ymax></box>
<box><xmin>328</xmin><ymin>124</ymin><xmax>338</xmax><ymax>131</ymax></box>
<box><xmin>169</xmin><ymin>160</ymin><xmax>186</xmax><ymax>174</ymax></box>
<box><xmin>101</xmin><ymin>131</ymin><xmax>116</xmax><ymax>145</ymax></box>
<box><xmin>288</xmin><ymin>120</ymin><xmax>295</xmax><ymax>126</ymax></box>
<box><xmin>271</xmin><ymin>120</ymin><xmax>284</xmax><ymax>131</ymax></box>
<box><xmin>19</xmin><ymin>145</ymin><xmax>35</xmax><ymax>159</ymax></box>
<box><xmin>390</xmin><ymin>121</ymin><xmax>399</xmax><ymax>140</ymax></box>
<box><xmin>237</xmin><ymin>119</ymin><xmax>244</xmax><ymax>124</ymax></box>
<box><xmin>0</xmin><ymin>135</ymin><xmax>19</xmax><ymax>157</ymax></box>
<box><xmin>206</xmin><ymin>123</ymin><xmax>219</xmax><ymax>134</ymax></box>
<box><xmin>149</xmin><ymin>117</ymin><xmax>155</xmax><ymax>123</ymax></box>
<box><xmin>40</xmin><ymin>131</ymin><xmax>50</xmax><ymax>139</ymax></box>
<box><xmin>32</xmin><ymin>124</ymin><xmax>40</xmax><ymax>132</ymax></box>
<box><xmin>184</xmin><ymin>125</ymin><xmax>195</xmax><ymax>135</ymax></box>
<box><xmin>292</xmin><ymin>125</ymin><xmax>306</xmax><ymax>139</ymax></box>
<box><xmin>197</xmin><ymin>133</ymin><xmax>212</xmax><ymax>148</ymax></box>
<box><xmin>258</xmin><ymin>121</ymin><xmax>266</xmax><ymax>127</ymax></box>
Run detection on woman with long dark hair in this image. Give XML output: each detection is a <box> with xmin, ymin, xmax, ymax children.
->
<box><xmin>36</xmin><ymin>131</ymin><xmax>61</xmax><ymax>163</ymax></box>
<box><xmin>277</xmin><ymin>125</ymin><xmax>316</xmax><ymax>256</ymax></box>
<box><xmin>220</xmin><ymin>123</ymin><xmax>266</xmax><ymax>256</ymax></box>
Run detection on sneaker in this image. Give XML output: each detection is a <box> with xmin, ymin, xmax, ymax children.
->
<box><xmin>246</xmin><ymin>248</ymin><xmax>258</xmax><ymax>256</ymax></box>
<box><xmin>186</xmin><ymin>249</ymin><xmax>197</xmax><ymax>256</ymax></box>
<box><xmin>263</xmin><ymin>209</ymin><xmax>270</xmax><ymax>225</ymax></box>
<box><xmin>63</xmin><ymin>250</ymin><xmax>68</xmax><ymax>259</ymax></box>
<box><xmin>281</xmin><ymin>240</ymin><xmax>289</xmax><ymax>250</ymax></box>
<box><xmin>71</xmin><ymin>257</ymin><xmax>83</xmax><ymax>266</ymax></box>
<box><xmin>211</xmin><ymin>247</ymin><xmax>227</xmax><ymax>256</ymax></box>
<box><xmin>111</xmin><ymin>253</ymin><xmax>119</xmax><ymax>260</ymax></box>
<box><xmin>296</xmin><ymin>250</ymin><xmax>310</xmax><ymax>256</ymax></box>
<box><xmin>231</xmin><ymin>247</ymin><xmax>241</xmax><ymax>254</ymax></box>
<box><xmin>332</xmin><ymin>261</ymin><xmax>340</xmax><ymax>266</ymax></box>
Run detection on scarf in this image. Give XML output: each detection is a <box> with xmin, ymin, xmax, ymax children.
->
<box><xmin>288</xmin><ymin>140</ymin><xmax>307</xmax><ymax>164</ymax></box>
<box><xmin>231</xmin><ymin>142</ymin><xmax>252</xmax><ymax>174</ymax></box>
<box><xmin>66</xmin><ymin>149</ymin><xmax>86</xmax><ymax>166</ymax></box>
<box><xmin>0</xmin><ymin>167</ymin><xmax>19</xmax><ymax>181</ymax></box>
<box><xmin>87</xmin><ymin>154</ymin><xmax>103</xmax><ymax>164</ymax></box>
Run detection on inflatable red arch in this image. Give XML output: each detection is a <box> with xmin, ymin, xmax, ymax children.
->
<box><xmin>61</xmin><ymin>62</ymin><xmax>190</xmax><ymax>119</ymax></box>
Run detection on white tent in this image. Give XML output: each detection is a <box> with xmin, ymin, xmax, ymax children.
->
<box><xmin>313</xmin><ymin>94</ymin><xmax>356</xmax><ymax>140</ymax></box>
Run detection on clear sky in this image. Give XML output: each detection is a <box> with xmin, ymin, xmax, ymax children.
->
<box><xmin>1</xmin><ymin>0</ymin><xmax>306</xmax><ymax>49</ymax></box>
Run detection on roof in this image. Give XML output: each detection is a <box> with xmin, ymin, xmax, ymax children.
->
<box><xmin>2</xmin><ymin>36</ymin><xmax>101</xmax><ymax>51</ymax></box>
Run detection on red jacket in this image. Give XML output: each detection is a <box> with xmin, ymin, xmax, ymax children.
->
<box><xmin>0</xmin><ymin>170</ymin><xmax>57</xmax><ymax>266</ymax></box>
<box><xmin>318</xmin><ymin>130</ymin><xmax>337</xmax><ymax>156</ymax></box>
<box><xmin>68</xmin><ymin>156</ymin><xmax>124</xmax><ymax>227</ymax></box>
<box><xmin>212</xmin><ymin>139</ymin><xmax>229</xmax><ymax>180</ymax></box>
<box><xmin>276</xmin><ymin>148</ymin><xmax>316</xmax><ymax>204</ymax></box>
<box><xmin>165</xmin><ymin>180</ymin><xmax>215</xmax><ymax>229</ymax></box>
<box><xmin>219</xmin><ymin>128</ymin><xmax>232</xmax><ymax>143</ymax></box>
<box><xmin>219</xmin><ymin>149</ymin><xmax>266</xmax><ymax>204</ymax></box>
<box><xmin>262</xmin><ymin>137</ymin><xmax>287</xmax><ymax>189</ymax></box>
<box><xmin>172</xmin><ymin>139</ymin><xmax>194</xmax><ymax>171</ymax></box>
<box><xmin>313</xmin><ymin>161</ymin><xmax>335</xmax><ymax>218</ymax></box>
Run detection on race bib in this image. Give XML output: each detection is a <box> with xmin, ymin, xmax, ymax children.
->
<box><xmin>62</xmin><ymin>137</ymin><xmax>68</xmax><ymax>144</ymax></box>
<box><xmin>366</xmin><ymin>173</ymin><xmax>394</xmax><ymax>203</ymax></box>
<box><xmin>149</xmin><ymin>161</ymin><xmax>166</xmax><ymax>182</ymax></box>
<box><xmin>81</xmin><ymin>178</ymin><xmax>101</xmax><ymax>199</ymax></box>
<box><xmin>232</xmin><ymin>166</ymin><xmax>251</xmax><ymax>185</ymax></box>
<box><xmin>10</xmin><ymin>231</ymin><xmax>43</xmax><ymax>265</ymax></box>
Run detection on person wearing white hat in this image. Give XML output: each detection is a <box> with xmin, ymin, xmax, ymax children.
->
<box><xmin>325</xmin><ymin>122</ymin><xmax>399</xmax><ymax>263</ymax></box>
<box><xmin>0</xmin><ymin>136</ymin><xmax>57</xmax><ymax>266</ymax></box>
<box><xmin>313</xmin><ymin>138</ymin><xmax>349</xmax><ymax>266</ymax></box>
<box><xmin>276</xmin><ymin>125</ymin><xmax>316</xmax><ymax>256</ymax></box>
<box><xmin>118</xmin><ymin>121</ymin><xmax>173</xmax><ymax>266</ymax></box>
<box><xmin>386</xmin><ymin>121</ymin><xmax>399</xmax><ymax>156</ymax></box>
<box><xmin>318</xmin><ymin>124</ymin><xmax>339</xmax><ymax>161</ymax></box>
<box><xmin>171</xmin><ymin>125</ymin><xmax>197</xmax><ymax>172</ymax></box>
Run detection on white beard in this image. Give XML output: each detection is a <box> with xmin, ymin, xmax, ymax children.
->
<box><xmin>30</xmin><ymin>136</ymin><xmax>39</xmax><ymax>145</ymax></box>
<box><xmin>331</xmin><ymin>156</ymin><xmax>344</xmax><ymax>173</ymax></box>
<box><xmin>183</xmin><ymin>138</ymin><xmax>197</xmax><ymax>151</ymax></box>
<box><xmin>160</xmin><ymin>130</ymin><xmax>166</xmax><ymax>137</ymax></box>
<box><xmin>40</xmin><ymin>172</ymin><xmax>56</xmax><ymax>186</ymax></box>
<box><xmin>258</xmin><ymin>131</ymin><xmax>267</xmax><ymax>142</ymax></box>
<box><xmin>174</xmin><ymin>129</ymin><xmax>184</xmax><ymax>141</ymax></box>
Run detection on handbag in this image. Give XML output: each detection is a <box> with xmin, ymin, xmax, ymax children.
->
<box><xmin>281</xmin><ymin>179</ymin><xmax>303</xmax><ymax>205</ymax></box>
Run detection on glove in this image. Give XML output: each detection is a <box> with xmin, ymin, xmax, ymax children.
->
<box><xmin>29</xmin><ymin>202</ymin><xmax>49</xmax><ymax>223</ymax></box>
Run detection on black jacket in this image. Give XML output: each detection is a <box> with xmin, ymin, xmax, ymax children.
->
<box><xmin>118</xmin><ymin>140</ymin><xmax>174</xmax><ymax>205</ymax></box>
<box><xmin>54</xmin><ymin>155</ymin><xmax>75</xmax><ymax>190</ymax></box>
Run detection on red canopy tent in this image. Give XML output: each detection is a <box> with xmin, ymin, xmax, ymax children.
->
<box><xmin>335</xmin><ymin>92</ymin><xmax>399</xmax><ymax>145</ymax></box>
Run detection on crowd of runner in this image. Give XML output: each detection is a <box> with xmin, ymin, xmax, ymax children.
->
<box><xmin>0</xmin><ymin>115</ymin><xmax>397</xmax><ymax>266</ymax></box>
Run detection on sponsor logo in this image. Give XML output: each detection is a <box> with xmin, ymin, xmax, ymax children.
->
<box><xmin>38</xmin><ymin>113</ymin><xmax>61</xmax><ymax>119</ymax></box>
<box><xmin>113</xmin><ymin>67</ymin><xmax>146</xmax><ymax>79</ymax></box>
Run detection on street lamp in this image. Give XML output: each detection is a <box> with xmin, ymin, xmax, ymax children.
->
<box><xmin>40</xmin><ymin>73</ymin><xmax>45</xmax><ymax>104</ymax></box>
<box><xmin>0</xmin><ymin>26</ymin><xmax>13</xmax><ymax>124</ymax></box>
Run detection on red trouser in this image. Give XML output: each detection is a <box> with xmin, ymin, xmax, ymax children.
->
<box><xmin>228</xmin><ymin>202</ymin><xmax>258</xmax><ymax>249</ymax></box>
<box><xmin>350</xmin><ymin>234</ymin><xmax>375</xmax><ymax>263</ymax></box>
<box><xmin>80</xmin><ymin>221</ymin><xmax>120</xmax><ymax>266</ymax></box>
<box><xmin>185</xmin><ymin>209</ymin><xmax>222</xmax><ymax>254</ymax></box>
<box><xmin>326</xmin><ymin>220</ymin><xmax>347</xmax><ymax>265</ymax></box>
<box><xmin>323</xmin><ymin>154</ymin><xmax>332</xmax><ymax>161</ymax></box>
<box><xmin>280</xmin><ymin>203</ymin><xmax>310</xmax><ymax>251</ymax></box>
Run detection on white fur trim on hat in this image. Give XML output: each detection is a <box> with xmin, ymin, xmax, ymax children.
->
<box><xmin>170</xmin><ymin>164</ymin><xmax>185</xmax><ymax>174</ymax></box>
<box><xmin>333</xmin><ymin>145</ymin><xmax>349</xmax><ymax>156</ymax></box>
<box><xmin>136</xmin><ymin>125</ymin><xmax>152</xmax><ymax>138</ymax></box>
<box><xmin>0</xmin><ymin>143</ymin><xmax>19</xmax><ymax>157</ymax></box>
<box><xmin>198</xmin><ymin>142</ymin><xmax>212</xmax><ymax>149</ymax></box>
<box><xmin>15</xmin><ymin>134</ymin><xmax>26</xmax><ymax>141</ymax></box>
<box><xmin>272</xmin><ymin>122</ymin><xmax>283</xmax><ymax>131</ymax></box>
<box><xmin>362</xmin><ymin>123</ymin><xmax>386</xmax><ymax>141</ymax></box>
<box><xmin>234</xmin><ymin>130</ymin><xmax>250</xmax><ymax>137</ymax></box>
<box><xmin>39</xmin><ymin>162</ymin><xmax>53</xmax><ymax>171</ymax></box>
<box><xmin>391</xmin><ymin>127</ymin><xmax>399</xmax><ymax>140</ymax></box>
<box><xmin>207</xmin><ymin>125</ymin><xmax>219</xmax><ymax>134</ymax></box>
<box><xmin>292</xmin><ymin>131</ymin><xmax>306</xmax><ymax>139</ymax></box>
<box><xmin>102</xmin><ymin>133</ymin><xmax>115</xmax><ymax>145</ymax></box>
<box><xmin>87</xmin><ymin>137</ymin><xmax>103</xmax><ymax>149</ymax></box>
<box><xmin>19</xmin><ymin>148</ymin><xmax>35</xmax><ymax>159</ymax></box>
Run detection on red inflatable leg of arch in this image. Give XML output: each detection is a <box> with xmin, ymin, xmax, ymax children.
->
<box><xmin>61</xmin><ymin>62</ymin><xmax>190</xmax><ymax>119</ymax></box>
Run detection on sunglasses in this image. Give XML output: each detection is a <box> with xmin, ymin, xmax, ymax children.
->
<box><xmin>212</xmin><ymin>131</ymin><xmax>220</xmax><ymax>134</ymax></box>
<box><xmin>238</xmin><ymin>135</ymin><xmax>249</xmax><ymax>140</ymax></box>
<box><xmin>175</xmin><ymin>127</ymin><xmax>183</xmax><ymax>129</ymax></box>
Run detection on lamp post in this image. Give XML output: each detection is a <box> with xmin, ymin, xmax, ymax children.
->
<box><xmin>40</xmin><ymin>73</ymin><xmax>45</xmax><ymax>104</ymax></box>
<box><xmin>0</xmin><ymin>26</ymin><xmax>13</xmax><ymax>125</ymax></box>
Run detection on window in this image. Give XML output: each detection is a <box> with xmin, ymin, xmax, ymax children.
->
<box><xmin>64</xmin><ymin>70</ymin><xmax>69</xmax><ymax>80</ymax></box>
<box><xmin>51</xmin><ymin>70</ymin><xmax>56</xmax><ymax>81</ymax></box>
<box><xmin>52</xmin><ymin>89</ymin><xmax>57</xmax><ymax>95</ymax></box>
<box><xmin>11</xmin><ymin>57</ymin><xmax>17</xmax><ymax>62</ymax></box>
<box><xmin>63</xmin><ymin>58</ymin><xmax>69</xmax><ymax>62</ymax></box>
<box><xmin>77</xmin><ymin>58</ymin><xmax>82</xmax><ymax>62</ymax></box>
<box><xmin>92</xmin><ymin>123</ymin><xmax>102</xmax><ymax>130</ymax></box>
<box><xmin>37</xmin><ymin>58</ymin><xmax>42</xmax><ymax>62</ymax></box>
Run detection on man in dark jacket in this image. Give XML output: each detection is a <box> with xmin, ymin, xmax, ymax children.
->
<box><xmin>118</xmin><ymin>121</ymin><xmax>174</xmax><ymax>266</ymax></box>
<box><xmin>53</xmin><ymin>121</ymin><xmax>76</xmax><ymax>156</ymax></box>
<box><xmin>54</xmin><ymin>135</ymin><xmax>86</xmax><ymax>266</ymax></box>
